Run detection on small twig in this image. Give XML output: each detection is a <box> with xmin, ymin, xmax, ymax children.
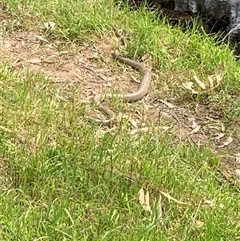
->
<box><xmin>222</xmin><ymin>23</ymin><xmax>240</xmax><ymax>42</ymax></box>
<box><xmin>158</xmin><ymin>190</ymin><xmax>188</xmax><ymax>205</ymax></box>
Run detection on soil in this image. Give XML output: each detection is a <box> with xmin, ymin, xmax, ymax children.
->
<box><xmin>0</xmin><ymin>29</ymin><xmax>240</xmax><ymax>188</ymax></box>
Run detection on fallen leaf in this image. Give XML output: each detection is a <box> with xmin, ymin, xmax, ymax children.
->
<box><xmin>156</xmin><ymin>195</ymin><xmax>163</xmax><ymax>221</ymax></box>
<box><xmin>189</xmin><ymin>124</ymin><xmax>201</xmax><ymax>134</ymax></box>
<box><xmin>34</xmin><ymin>35</ymin><xmax>49</xmax><ymax>43</ymax></box>
<box><xmin>138</xmin><ymin>188</ymin><xmax>152</xmax><ymax>214</ymax></box>
<box><xmin>218</xmin><ymin>136</ymin><xmax>233</xmax><ymax>148</ymax></box>
<box><xmin>208</xmin><ymin>75</ymin><xmax>214</xmax><ymax>89</ymax></box>
<box><xmin>145</xmin><ymin>191</ymin><xmax>151</xmax><ymax>212</ymax></box>
<box><xmin>182</xmin><ymin>81</ymin><xmax>198</xmax><ymax>94</ymax></box>
<box><xmin>216</xmin><ymin>63</ymin><xmax>224</xmax><ymax>85</ymax></box>
<box><xmin>44</xmin><ymin>21</ymin><xmax>56</xmax><ymax>29</ymax></box>
<box><xmin>130</xmin><ymin>119</ymin><xmax>138</xmax><ymax>129</ymax></box>
<box><xmin>141</xmin><ymin>54</ymin><xmax>151</xmax><ymax>62</ymax></box>
<box><xmin>193</xmin><ymin>74</ymin><xmax>206</xmax><ymax>89</ymax></box>
<box><xmin>190</xmin><ymin>119</ymin><xmax>198</xmax><ymax>129</ymax></box>
<box><xmin>139</xmin><ymin>187</ymin><xmax>145</xmax><ymax>205</ymax></box>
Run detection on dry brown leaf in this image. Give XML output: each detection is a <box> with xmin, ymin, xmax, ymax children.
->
<box><xmin>218</xmin><ymin>136</ymin><xmax>233</xmax><ymax>148</ymax></box>
<box><xmin>44</xmin><ymin>21</ymin><xmax>56</xmax><ymax>29</ymax></box>
<box><xmin>216</xmin><ymin>74</ymin><xmax>222</xmax><ymax>86</ymax></box>
<box><xmin>190</xmin><ymin>120</ymin><xmax>198</xmax><ymax>129</ymax></box>
<box><xmin>189</xmin><ymin>124</ymin><xmax>201</xmax><ymax>134</ymax></box>
<box><xmin>207</xmin><ymin>74</ymin><xmax>221</xmax><ymax>90</ymax></box>
<box><xmin>129</xmin><ymin>119</ymin><xmax>138</xmax><ymax>129</ymax></box>
<box><xmin>139</xmin><ymin>188</ymin><xmax>145</xmax><ymax>205</ymax></box>
<box><xmin>208</xmin><ymin>75</ymin><xmax>214</xmax><ymax>89</ymax></box>
<box><xmin>138</xmin><ymin>188</ymin><xmax>152</xmax><ymax>213</ymax></box>
<box><xmin>34</xmin><ymin>35</ymin><xmax>49</xmax><ymax>43</ymax></box>
<box><xmin>182</xmin><ymin>81</ymin><xmax>198</xmax><ymax>94</ymax></box>
<box><xmin>216</xmin><ymin>63</ymin><xmax>224</xmax><ymax>85</ymax></box>
<box><xmin>145</xmin><ymin>191</ymin><xmax>151</xmax><ymax>213</ymax></box>
<box><xmin>207</xmin><ymin>64</ymin><xmax>224</xmax><ymax>90</ymax></box>
<box><xmin>193</xmin><ymin>74</ymin><xmax>206</xmax><ymax>89</ymax></box>
<box><xmin>156</xmin><ymin>195</ymin><xmax>163</xmax><ymax>221</ymax></box>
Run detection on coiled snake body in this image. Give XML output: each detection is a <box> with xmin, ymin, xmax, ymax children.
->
<box><xmin>93</xmin><ymin>52</ymin><xmax>151</xmax><ymax>124</ymax></box>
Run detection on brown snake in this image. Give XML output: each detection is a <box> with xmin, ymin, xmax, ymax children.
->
<box><xmin>93</xmin><ymin>51</ymin><xmax>151</xmax><ymax>124</ymax></box>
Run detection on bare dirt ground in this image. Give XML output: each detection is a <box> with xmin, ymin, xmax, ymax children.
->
<box><xmin>1</xmin><ymin>29</ymin><xmax>240</xmax><ymax>187</ymax></box>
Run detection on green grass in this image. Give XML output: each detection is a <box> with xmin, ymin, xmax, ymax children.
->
<box><xmin>1</xmin><ymin>0</ymin><xmax>240</xmax><ymax>240</ymax></box>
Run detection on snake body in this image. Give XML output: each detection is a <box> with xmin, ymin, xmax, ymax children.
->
<box><xmin>93</xmin><ymin>52</ymin><xmax>151</xmax><ymax>124</ymax></box>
